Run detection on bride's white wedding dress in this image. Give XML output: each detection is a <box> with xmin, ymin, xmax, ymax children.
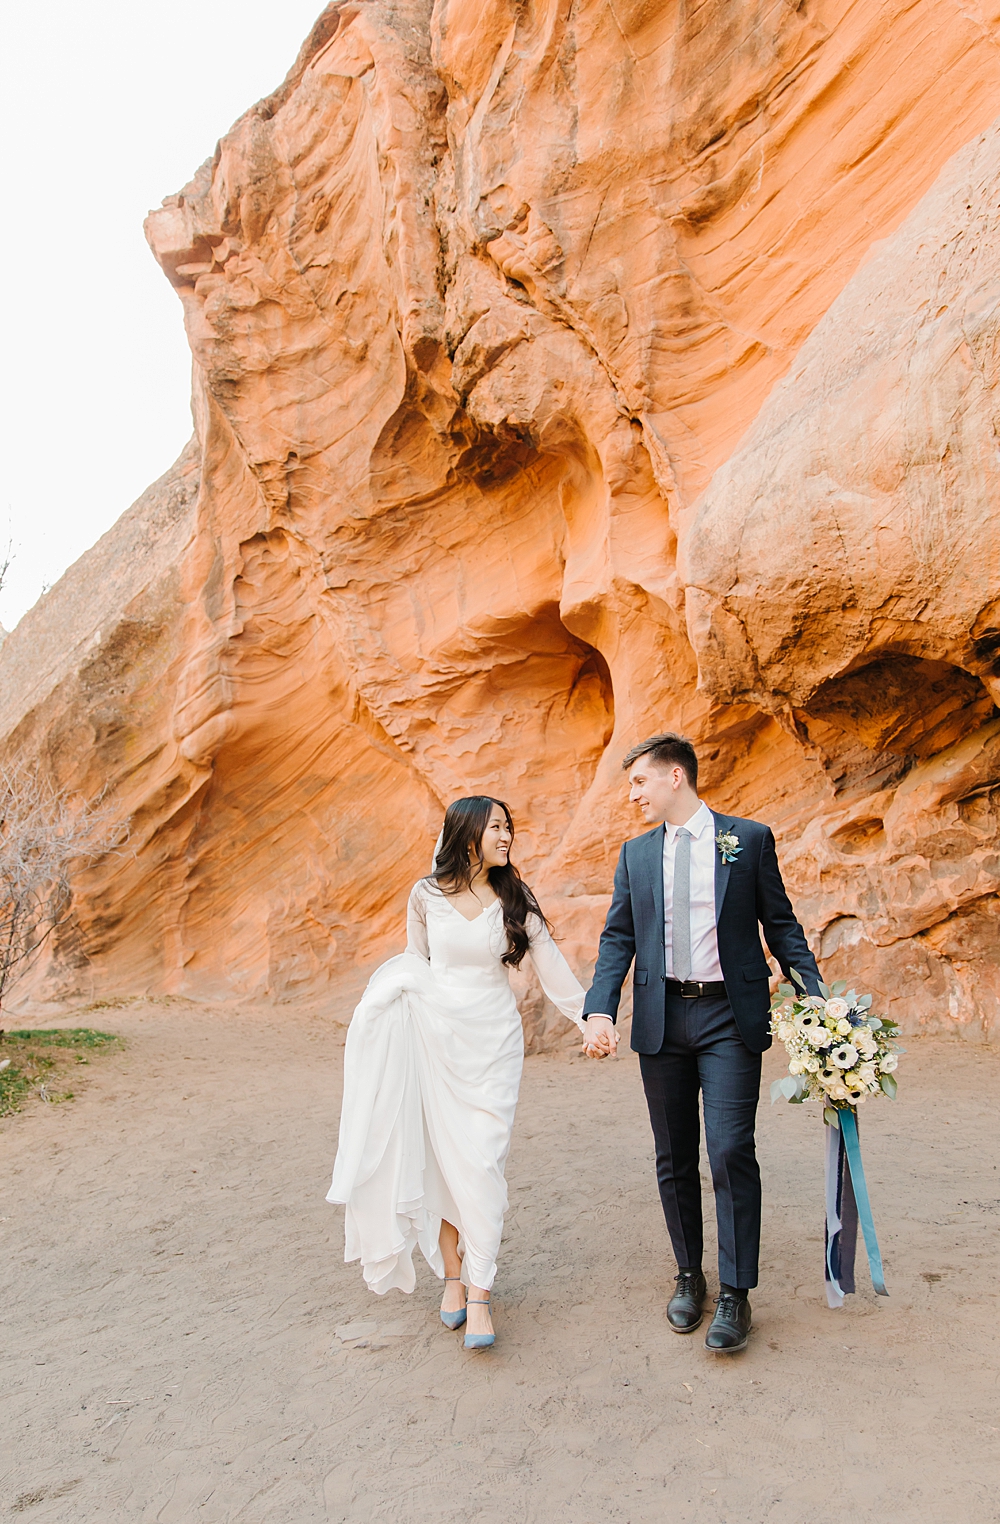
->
<box><xmin>327</xmin><ymin>879</ymin><xmax>586</xmax><ymax>1294</ymax></box>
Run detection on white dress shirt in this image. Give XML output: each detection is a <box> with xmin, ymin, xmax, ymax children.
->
<box><xmin>664</xmin><ymin>800</ymin><xmax>723</xmax><ymax>981</ymax></box>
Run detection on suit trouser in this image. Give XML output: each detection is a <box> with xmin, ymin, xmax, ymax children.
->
<box><xmin>638</xmin><ymin>990</ymin><xmax>762</xmax><ymax>1289</ymax></box>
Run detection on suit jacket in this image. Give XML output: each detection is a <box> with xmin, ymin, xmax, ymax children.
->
<box><xmin>582</xmin><ymin>812</ymin><xmax>822</xmax><ymax>1054</ymax></box>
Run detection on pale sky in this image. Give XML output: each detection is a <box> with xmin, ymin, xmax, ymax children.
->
<box><xmin>0</xmin><ymin>1</ymin><xmax>329</xmax><ymax>630</ymax></box>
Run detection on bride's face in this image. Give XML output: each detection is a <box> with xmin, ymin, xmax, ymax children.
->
<box><xmin>476</xmin><ymin>805</ymin><xmax>512</xmax><ymax>869</ymax></box>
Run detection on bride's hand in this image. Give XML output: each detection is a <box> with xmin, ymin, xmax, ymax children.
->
<box><xmin>582</xmin><ymin>1015</ymin><xmax>619</xmax><ymax>1059</ymax></box>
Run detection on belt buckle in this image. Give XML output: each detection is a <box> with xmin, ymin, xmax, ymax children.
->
<box><xmin>679</xmin><ymin>980</ymin><xmax>702</xmax><ymax>999</ymax></box>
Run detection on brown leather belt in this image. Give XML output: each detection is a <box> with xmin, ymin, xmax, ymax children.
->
<box><xmin>665</xmin><ymin>978</ymin><xmax>728</xmax><ymax>999</ymax></box>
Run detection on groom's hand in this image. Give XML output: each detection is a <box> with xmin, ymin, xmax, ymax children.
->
<box><xmin>583</xmin><ymin>1015</ymin><xmax>618</xmax><ymax>1059</ymax></box>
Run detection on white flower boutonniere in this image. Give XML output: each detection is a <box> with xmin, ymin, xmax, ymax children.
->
<box><xmin>715</xmin><ymin>829</ymin><xmax>742</xmax><ymax>864</ymax></box>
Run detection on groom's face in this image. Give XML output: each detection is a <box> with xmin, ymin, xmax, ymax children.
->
<box><xmin>628</xmin><ymin>760</ymin><xmax>686</xmax><ymax>824</ymax></box>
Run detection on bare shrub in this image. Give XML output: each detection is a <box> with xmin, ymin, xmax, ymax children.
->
<box><xmin>0</xmin><ymin>539</ymin><xmax>11</xmax><ymax>640</ymax></box>
<box><xmin>0</xmin><ymin>760</ymin><xmax>126</xmax><ymax>1009</ymax></box>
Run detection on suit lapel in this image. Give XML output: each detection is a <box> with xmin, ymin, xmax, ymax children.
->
<box><xmin>649</xmin><ymin>824</ymin><xmax>665</xmax><ymax>938</ymax></box>
<box><xmin>712</xmin><ymin>811</ymin><xmax>733</xmax><ymax>925</ymax></box>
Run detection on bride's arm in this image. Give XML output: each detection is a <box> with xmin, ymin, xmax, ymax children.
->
<box><xmin>405</xmin><ymin>882</ymin><xmax>431</xmax><ymax>962</ymax></box>
<box><xmin>526</xmin><ymin>914</ymin><xmax>586</xmax><ymax>1031</ymax></box>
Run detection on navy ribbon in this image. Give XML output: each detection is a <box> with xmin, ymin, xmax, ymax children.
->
<box><xmin>824</xmin><ymin>1121</ymin><xmax>857</xmax><ymax>1307</ymax></box>
<box><xmin>838</xmin><ymin>1108</ymin><xmax>888</xmax><ymax>1296</ymax></box>
<box><xmin>825</xmin><ymin>1109</ymin><xmax>888</xmax><ymax>1301</ymax></box>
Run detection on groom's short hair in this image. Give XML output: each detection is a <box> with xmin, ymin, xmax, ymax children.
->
<box><xmin>622</xmin><ymin>732</ymin><xmax>698</xmax><ymax>788</ymax></box>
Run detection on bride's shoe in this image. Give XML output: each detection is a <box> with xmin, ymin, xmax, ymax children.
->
<box><xmin>463</xmin><ymin>1298</ymin><xmax>495</xmax><ymax>1349</ymax></box>
<box><xmin>440</xmin><ymin>1277</ymin><xmax>467</xmax><ymax>1330</ymax></box>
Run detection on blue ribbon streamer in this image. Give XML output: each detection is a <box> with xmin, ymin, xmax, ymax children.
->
<box><xmin>838</xmin><ymin>1108</ymin><xmax>888</xmax><ymax>1297</ymax></box>
<box><xmin>824</xmin><ymin>1121</ymin><xmax>846</xmax><ymax>1308</ymax></box>
<box><xmin>824</xmin><ymin>1121</ymin><xmax>859</xmax><ymax>1306</ymax></box>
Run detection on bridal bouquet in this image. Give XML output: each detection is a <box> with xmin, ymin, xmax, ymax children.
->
<box><xmin>769</xmin><ymin>972</ymin><xmax>901</xmax><ymax>1120</ymax></box>
<box><xmin>770</xmin><ymin>971</ymin><xmax>902</xmax><ymax>1305</ymax></box>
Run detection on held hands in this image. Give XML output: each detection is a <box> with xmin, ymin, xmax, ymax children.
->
<box><xmin>582</xmin><ymin>1014</ymin><xmax>619</xmax><ymax>1059</ymax></box>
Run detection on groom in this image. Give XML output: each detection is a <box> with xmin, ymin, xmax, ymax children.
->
<box><xmin>583</xmin><ymin>733</ymin><xmax>821</xmax><ymax>1352</ymax></box>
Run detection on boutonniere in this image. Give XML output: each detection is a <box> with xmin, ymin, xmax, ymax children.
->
<box><xmin>716</xmin><ymin>829</ymin><xmax>742</xmax><ymax>864</ymax></box>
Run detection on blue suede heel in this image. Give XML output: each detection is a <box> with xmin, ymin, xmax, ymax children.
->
<box><xmin>463</xmin><ymin>1298</ymin><xmax>495</xmax><ymax>1349</ymax></box>
<box><xmin>440</xmin><ymin>1277</ymin><xmax>467</xmax><ymax>1330</ymax></box>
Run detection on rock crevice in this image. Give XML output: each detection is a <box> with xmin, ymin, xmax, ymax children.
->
<box><xmin>3</xmin><ymin>0</ymin><xmax>1000</xmax><ymax>1041</ymax></box>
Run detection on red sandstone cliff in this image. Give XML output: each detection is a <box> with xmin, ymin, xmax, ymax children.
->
<box><xmin>2</xmin><ymin>0</ymin><xmax>999</xmax><ymax>1042</ymax></box>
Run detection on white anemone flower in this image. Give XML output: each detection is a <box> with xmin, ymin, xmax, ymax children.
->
<box><xmin>830</xmin><ymin>1044</ymin><xmax>858</xmax><ymax>1068</ymax></box>
<box><xmin>824</xmin><ymin>997</ymin><xmax>850</xmax><ymax>1022</ymax></box>
<box><xmin>795</xmin><ymin>1011</ymin><xmax>824</xmax><ymax>1037</ymax></box>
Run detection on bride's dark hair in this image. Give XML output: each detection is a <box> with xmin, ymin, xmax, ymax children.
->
<box><xmin>427</xmin><ymin>795</ymin><xmax>549</xmax><ymax>968</ymax></box>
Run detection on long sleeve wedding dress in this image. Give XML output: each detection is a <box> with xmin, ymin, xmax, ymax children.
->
<box><xmin>327</xmin><ymin>879</ymin><xmax>586</xmax><ymax>1294</ymax></box>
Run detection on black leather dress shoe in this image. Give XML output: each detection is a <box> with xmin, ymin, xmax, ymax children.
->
<box><xmin>705</xmin><ymin>1292</ymin><xmax>752</xmax><ymax>1352</ymax></box>
<box><xmin>667</xmin><ymin>1271</ymin><xmax>708</xmax><ymax>1333</ymax></box>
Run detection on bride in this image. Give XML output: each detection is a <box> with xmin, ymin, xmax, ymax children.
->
<box><xmin>327</xmin><ymin>795</ymin><xmax>593</xmax><ymax>1349</ymax></box>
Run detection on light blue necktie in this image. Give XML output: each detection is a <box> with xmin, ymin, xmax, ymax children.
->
<box><xmin>673</xmin><ymin>827</ymin><xmax>692</xmax><ymax>982</ymax></box>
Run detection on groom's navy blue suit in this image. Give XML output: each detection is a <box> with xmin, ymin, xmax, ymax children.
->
<box><xmin>584</xmin><ymin>811</ymin><xmax>821</xmax><ymax>1288</ymax></box>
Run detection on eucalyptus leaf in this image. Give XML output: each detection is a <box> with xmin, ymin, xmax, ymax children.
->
<box><xmin>824</xmin><ymin>1107</ymin><xmax>840</xmax><ymax>1128</ymax></box>
<box><xmin>779</xmin><ymin>1074</ymin><xmax>808</xmax><ymax>1103</ymax></box>
<box><xmin>818</xmin><ymin>980</ymin><xmax>831</xmax><ymax>999</ymax></box>
<box><xmin>831</xmin><ymin>980</ymin><xmax>847</xmax><ymax>996</ymax></box>
<box><xmin>857</xmin><ymin>994</ymin><xmax>873</xmax><ymax>1009</ymax></box>
<box><xmin>880</xmin><ymin>1074</ymin><xmax>898</xmax><ymax>1099</ymax></box>
<box><xmin>770</xmin><ymin>1079</ymin><xmax>785</xmax><ymax>1105</ymax></box>
<box><xmin>778</xmin><ymin>983</ymin><xmax>793</xmax><ymax>998</ymax></box>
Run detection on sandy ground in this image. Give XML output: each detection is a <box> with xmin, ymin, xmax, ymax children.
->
<box><xmin>1</xmin><ymin>1000</ymin><xmax>999</xmax><ymax>1524</ymax></box>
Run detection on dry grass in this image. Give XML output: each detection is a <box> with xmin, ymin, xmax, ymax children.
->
<box><xmin>0</xmin><ymin>1027</ymin><xmax>122</xmax><ymax>1116</ymax></box>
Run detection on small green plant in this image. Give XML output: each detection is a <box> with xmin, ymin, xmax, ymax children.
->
<box><xmin>0</xmin><ymin>1028</ymin><xmax>121</xmax><ymax>1116</ymax></box>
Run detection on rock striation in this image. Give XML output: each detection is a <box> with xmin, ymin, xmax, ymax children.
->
<box><xmin>2</xmin><ymin>0</ymin><xmax>1000</xmax><ymax>1042</ymax></box>
<box><xmin>686</xmin><ymin>122</ymin><xmax>1000</xmax><ymax>1039</ymax></box>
